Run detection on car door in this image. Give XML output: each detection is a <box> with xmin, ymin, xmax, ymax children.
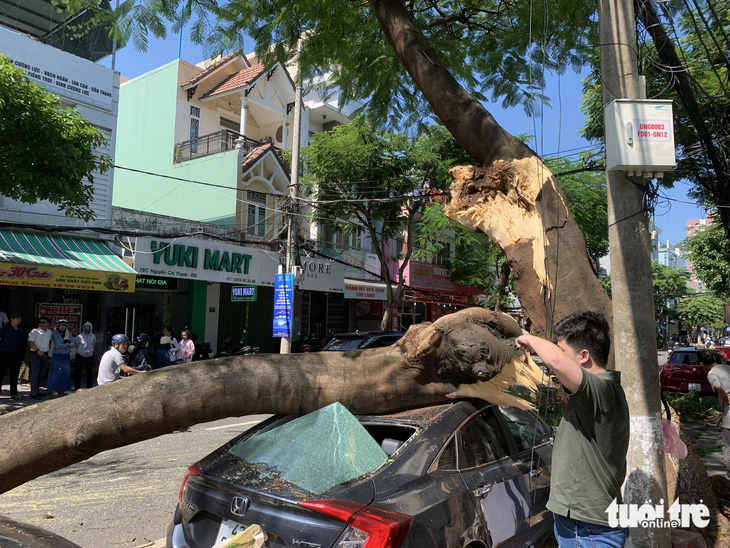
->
<box><xmin>496</xmin><ymin>406</ymin><xmax>554</xmax><ymax>544</ymax></box>
<box><xmin>457</xmin><ymin>406</ymin><xmax>533</xmax><ymax>547</ymax></box>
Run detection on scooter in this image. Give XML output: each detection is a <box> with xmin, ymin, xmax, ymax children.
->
<box><xmin>218</xmin><ymin>330</ymin><xmax>260</xmax><ymax>357</ymax></box>
<box><xmin>193</xmin><ymin>341</ymin><xmax>215</xmax><ymax>361</ymax></box>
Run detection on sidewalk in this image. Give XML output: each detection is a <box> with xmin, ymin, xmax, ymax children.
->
<box><xmin>682</xmin><ymin>420</ymin><xmax>727</xmax><ymax>478</ymax></box>
<box><xmin>0</xmin><ymin>382</ymin><xmax>89</xmax><ymax>415</ymax></box>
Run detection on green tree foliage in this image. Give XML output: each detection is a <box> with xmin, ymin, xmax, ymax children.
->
<box><xmin>676</xmin><ymin>294</ymin><xmax>726</xmax><ymax>331</ymax></box>
<box><xmin>582</xmin><ymin>1</ymin><xmax>730</xmax><ymax>241</ymax></box>
<box><xmin>0</xmin><ymin>54</ymin><xmax>111</xmax><ymax>221</ymax></box>
<box><xmin>88</xmin><ymin>0</ymin><xmax>597</xmax><ymax>128</ymax></box>
<box><xmin>546</xmin><ymin>156</ymin><xmax>608</xmax><ymax>259</ymax></box>
<box><xmin>682</xmin><ymin>218</ymin><xmax>730</xmax><ymax>299</ymax></box>
<box><xmin>601</xmin><ymin>260</ymin><xmax>690</xmax><ymax>322</ymax></box>
<box><xmin>300</xmin><ymin>118</ymin><xmax>445</xmax><ymax>327</ymax></box>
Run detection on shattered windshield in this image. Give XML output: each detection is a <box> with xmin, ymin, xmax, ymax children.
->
<box><xmin>229</xmin><ymin>402</ymin><xmax>388</xmax><ymax>494</ymax></box>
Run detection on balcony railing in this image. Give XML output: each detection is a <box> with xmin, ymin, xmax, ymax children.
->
<box><xmin>173</xmin><ymin>130</ymin><xmax>272</xmax><ymax>163</ymax></box>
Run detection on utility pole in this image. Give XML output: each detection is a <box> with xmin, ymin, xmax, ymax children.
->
<box><xmin>599</xmin><ymin>0</ymin><xmax>670</xmax><ymax>546</ymax></box>
<box><xmin>280</xmin><ymin>39</ymin><xmax>304</xmax><ymax>355</ymax></box>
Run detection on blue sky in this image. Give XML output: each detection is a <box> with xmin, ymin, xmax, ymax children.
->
<box><xmin>100</xmin><ymin>28</ymin><xmax>706</xmax><ymax>246</ymax></box>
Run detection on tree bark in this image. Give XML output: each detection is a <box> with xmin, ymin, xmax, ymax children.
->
<box><xmin>0</xmin><ymin>308</ymin><xmax>530</xmax><ymax>494</ymax></box>
<box><xmin>367</xmin><ymin>0</ymin><xmax>612</xmax><ymax>339</ymax></box>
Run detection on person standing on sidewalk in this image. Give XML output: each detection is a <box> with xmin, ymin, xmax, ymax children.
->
<box><xmin>74</xmin><ymin>322</ymin><xmax>96</xmax><ymax>390</ymax></box>
<box><xmin>0</xmin><ymin>313</ymin><xmax>26</xmax><ymax>400</ymax></box>
<box><xmin>47</xmin><ymin>319</ymin><xmax>74</xmax><ymax>395</ymax></box>
<box><xmin>27</xmin><ymin>317</ymin><xmax>52</xmax><ymax>400</ymax></box>
<box><xmin>699</xmin><ymin>350</ymin><xmax>730</xmax><ymax>481</ymax></box>
<box><xmin>515</xmin><ymin>311</ymin><xmax>630</xmax><ymax>548</ymax></box>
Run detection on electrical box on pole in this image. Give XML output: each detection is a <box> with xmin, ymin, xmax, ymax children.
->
<box><xmin>604</xmin><ymin>99</ymin><xmax>676</xmax><ymax>175</ymax></box>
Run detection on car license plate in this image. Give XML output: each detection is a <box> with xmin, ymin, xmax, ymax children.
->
<box><xmin>688</xmin><ymin>383</ymin><xmax>701</xmax><ymax>392</ymax></box>
<box><xmin>215</xmin><ymin>519</ymin><xmax>247</xmax><ymax>546</ymax></box>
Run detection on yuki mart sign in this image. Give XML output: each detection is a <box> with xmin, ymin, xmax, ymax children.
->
<box><xmin>134</xmin><ymin>237</ymin><xmax>276</xmax><ymax>286</ymax></box>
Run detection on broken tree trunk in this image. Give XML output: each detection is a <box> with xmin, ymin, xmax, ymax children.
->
<box><xmin>446</xmin><ymin>159</ymin><xmax>612</xmax><ymax>339</ymax></box>
<box><xmin>0</xmin><ymin>308</ymin><xmax>541</xmax><ymax>494</ymax></box>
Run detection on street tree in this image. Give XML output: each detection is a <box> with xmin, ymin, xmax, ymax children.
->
<box><xmin>582</xmin><ymin>0</ymin><xmax>730</xmax><ymax>245</ymax></box>
<box><xmin>676</xmin><ymin>294</ymin><xmax>726</xmax><ymax>340</ymax></box>
<box><xmin>0</xmin><ymin>54</ymin><xmax>111</xmax><ymax>221</ymax></box>
<box><xmin>683</xmin><ymin>219</ymin><xmax>730</xmax><ymax>299</ymax></box>
<box><xmin>300</xmin><ymin>118</ymin><xmax>445</xmax><ymax>330</ymax></box>
<box><xmin>601</xmin><ymin>260</ymin><xmax>690</xmax><ymax>326</ymax></box>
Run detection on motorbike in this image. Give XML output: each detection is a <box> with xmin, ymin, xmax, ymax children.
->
<box><xmin>218</xmin><ymin>330</ymin><xmax>260</xmax><ymax>357</ymax></box>
<box><xmin>193</xmin><ymin>341</ymin><xmax>215</xmax><ymax>361</ymax></box>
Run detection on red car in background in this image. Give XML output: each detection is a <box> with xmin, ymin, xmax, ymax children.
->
<box><xmin>715</xmin><ymin>346</ymin><xmax>730</xmax><ymax>362</ymax></box>
<box><xmin>660</xmin><ymin>348</ymin><xmax>726</xmax><ymax>395</ymax></box>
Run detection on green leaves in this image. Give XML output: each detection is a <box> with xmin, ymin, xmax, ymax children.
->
<box><xmin>0</xmin><ymin>55</ymin><xmax>110</xmax><ymax>221</ymax></box>
<box><xmin>682</xmin><ymin>219</ymin><xmax>730</xmax><ymax>299</ymax></box>
<box><xmin>676</xmin><ymin>294</ymin><xmax>726</xmax><ymax>331</ymax></box>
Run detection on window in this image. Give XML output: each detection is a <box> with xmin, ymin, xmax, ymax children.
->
<box><xmin>458</xmin><ymin>408</ymin><xmax>510</xmax><ymax>468</ymax></box>
<box><xmin>498</xmin><ymin>407</ymin><xmax>553</xmax><ymax>452</ymax></box>
<box><xmin>246</xmin><ymin>191</ymin><xmax>267</xmax><ymax>238</ymax></box>
<box><xmin>221</xmin><ymin>117</ymin><xmax>239</xmax><ymax>132</ymax></box>
<box><xmin>435</xmin><ymin>438</ymin><xmax>457</xmax><ymax>471</ymax></box>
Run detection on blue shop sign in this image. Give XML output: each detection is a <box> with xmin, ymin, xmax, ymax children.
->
<box><xmin>273</xmin><ymin>273</ymin><xmax>294</xmax><ymax>338</ymax></box>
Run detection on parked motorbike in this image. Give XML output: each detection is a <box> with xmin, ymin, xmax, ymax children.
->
<box><xmin>193</xmin><ymin>341</ymin><xmax>215</xmax><ymax>361</ymax></box>
<box><xmin>218</xmin><ymin>330</ymin><xmax>260</xmax><ymax>357</ymax></box>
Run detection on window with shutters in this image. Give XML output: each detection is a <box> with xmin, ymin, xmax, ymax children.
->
<box><xmin>246</xmin><ymin>191</ymin><xmax>267</xmax><ymax>238</ymax></box>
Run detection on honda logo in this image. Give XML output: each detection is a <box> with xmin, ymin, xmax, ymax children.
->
<box><xmin>230</xmin><ymin>495</ymin><xmax>251</xmax><ymax>517</ymax></box>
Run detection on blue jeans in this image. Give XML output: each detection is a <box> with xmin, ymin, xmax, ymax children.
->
<box><xmin>29</xmin><ymin>352</ymin><xmax>49</xmax><ymax>396</ymax></box>
<box><xmin>554</xmin><ymin>513</ymin><xmax>629</xmax><ymax>548</ymax></box>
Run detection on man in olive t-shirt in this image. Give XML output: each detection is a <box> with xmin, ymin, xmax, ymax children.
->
<box><xmin>516</xmin><ymin>311</ymin><xmax>629</xmax><ymax>548</ymax></box>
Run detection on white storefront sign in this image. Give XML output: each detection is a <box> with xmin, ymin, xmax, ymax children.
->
<box><xmin>134</xmin><ymin>237</ymin><xmax>275</xmax><ymax>286</ymax></box>
<box><xmin>344</xmin><ymin>280</ymin><xmax>388</xmax><ymax>301</ymax></box>
<box><xmin>299</xmin><ymin>258</ymin><xmax>345</xmax><ymax>293</ymax></box>
<box><xmin>0</xmin><ymin>27</ymin><xmax>114</xmax><ymax>111</ymax></box>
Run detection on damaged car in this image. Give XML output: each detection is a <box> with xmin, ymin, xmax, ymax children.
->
<box><xmin>167</xmin><ymin>399</ymin><xmax>555</xmax><ymax>548</ymax></box>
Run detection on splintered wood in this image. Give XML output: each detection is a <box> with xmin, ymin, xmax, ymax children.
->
<box><xmin>445</xmin><ymin>157</ymin><xmax>558</xmax><ymax>300</ymax></box>
<box><xmin>449</xmin><ymin>353</ymin><xmax>548</xmax><ymax>410</ymax></box>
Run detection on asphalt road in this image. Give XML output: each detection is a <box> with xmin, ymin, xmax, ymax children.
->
<box><xmin>0</xmin><ymin>415</ymin><xmax>269</xmax><ymax>548</ymax></box>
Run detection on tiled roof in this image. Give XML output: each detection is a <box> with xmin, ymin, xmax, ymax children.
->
<box><xmin>241</xmin><ymin>142</ymin><xmax>274</xmax><ymax>172</ymax></box>
<box><xmin>200</xmin><ymin>64</ymin><xmax>265</xmax><ymax>99</ymax></box>
<box><xmin>241</xmin><ymin>142</ymin><xmax>291</xmax><ymax>177</ymax></box>
<box><xmin>182</xmin><ymin>52</ymin><xmax>238</xmax><ymax>87</ymax></box>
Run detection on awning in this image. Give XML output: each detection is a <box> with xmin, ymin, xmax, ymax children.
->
<box><xmin>0</xmin><ymin>231</ymin><xmax>136</xmax><ymax>292</ymax></box>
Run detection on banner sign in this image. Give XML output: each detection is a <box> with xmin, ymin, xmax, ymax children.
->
<box><xmin>134</xmin><ymin>237</ymin><xmax>273</xmax><ymax>286</ymax></box>
<box><xmin>0</xmin><ymin>262</ymin><xmax>136</xmax><ymax>293</ymax></box>
<box><xmin>298</xmin><ymin>258</ymin><xmax>345</xmax><ymax>293</ymax></box>
<box><xmin>135</xmin><ymin>275</ymin><xmax>178</xmax><ymax>291</ymax></box>
<box><xmin>273</xmin><ymin>274</ymin><xmax>294</xmax><ymax>338</ymax></box>
<box><xmin>344</xmin><ymin>281</ymin><xmax>388</xmax><ymax>301</ymax></box>
<box><xmin>0</xmin><ymin>27</ymin><xmax>115</xmax><ymax>111</ymax></box>
<box><xmin>232</xmin><ymin>286</ymin><xmax>257</xmax><ymax>302</ymax></box>
<box><xmin>36</xmin><ymin>303</ymin><xmax>84</xmax><ymax>335</ymax></box>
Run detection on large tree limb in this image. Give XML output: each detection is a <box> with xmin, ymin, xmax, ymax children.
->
<box><xmin>0</xmin><ymin>308</ymin><xmax>536</xmax><ymax>494</ymax></box>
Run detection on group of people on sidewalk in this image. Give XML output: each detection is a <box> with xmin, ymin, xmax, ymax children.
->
<box><xmin>0</xmin><ymin>314</ymin><xmax>196</xmax><ymax>401</ymax></box>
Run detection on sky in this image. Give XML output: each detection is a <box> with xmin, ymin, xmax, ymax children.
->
<box><xmin>98</xmin><ymin>27</ymin><xmax>707</xmax><ymax>247</ymax></box>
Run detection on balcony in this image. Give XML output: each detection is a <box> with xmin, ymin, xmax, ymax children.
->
<box><xmin>173</xmin><ymin>130</ymin><xmax>274</xmax><ymax>164</ymax></box>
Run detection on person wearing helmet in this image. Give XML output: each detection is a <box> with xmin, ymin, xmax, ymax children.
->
<box><xmin>129</xmin><ymin>333</ymin><xmax>153</xmax><ymax>371</ymax></box>
<box><xmin>97</xmin><ymin>334</ymin><xmax>145</xmax><ymax>385</ymax></box>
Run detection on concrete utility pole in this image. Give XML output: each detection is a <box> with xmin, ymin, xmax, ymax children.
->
<box><xmin>599</xmin><ymin>0</ymin><xmax>670</xmax><ymax>546</ymax></box>
<box><xmin>280</xmin><ymin>39</ymin><xmax>304</xmax><ymax>355</ymax></box>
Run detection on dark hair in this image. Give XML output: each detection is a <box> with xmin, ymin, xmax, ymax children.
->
<box><xmin>553</xmin><ymin>311</ymin><xmax>611</xmax><ymax>367</ymax></box>
<box><xmin>698</xmin><ymin>350</ymin><xmax>718</xmax><ymax>366</ymax></box>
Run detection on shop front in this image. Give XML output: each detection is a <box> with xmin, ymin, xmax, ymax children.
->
<box><xmin>0</xmin><ymin>230</ymin><xmax>137</xmax><ymax>346</ymax></box>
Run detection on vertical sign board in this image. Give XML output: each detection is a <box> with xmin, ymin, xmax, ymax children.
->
<box><xmin>273</xmin><ymin>274</ymin><xmax>294</xmax><ymax>338</ymax></box>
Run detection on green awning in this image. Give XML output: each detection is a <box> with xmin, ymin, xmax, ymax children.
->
<box><xmin>0</xmin><ymin>231</ymin><xmax>136</xmax><ymax>292</ymax></box>
<box><xmin>0</xmin><ymin>231</ymin><xmax>134</xmax><ymax>273</ymax></box>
